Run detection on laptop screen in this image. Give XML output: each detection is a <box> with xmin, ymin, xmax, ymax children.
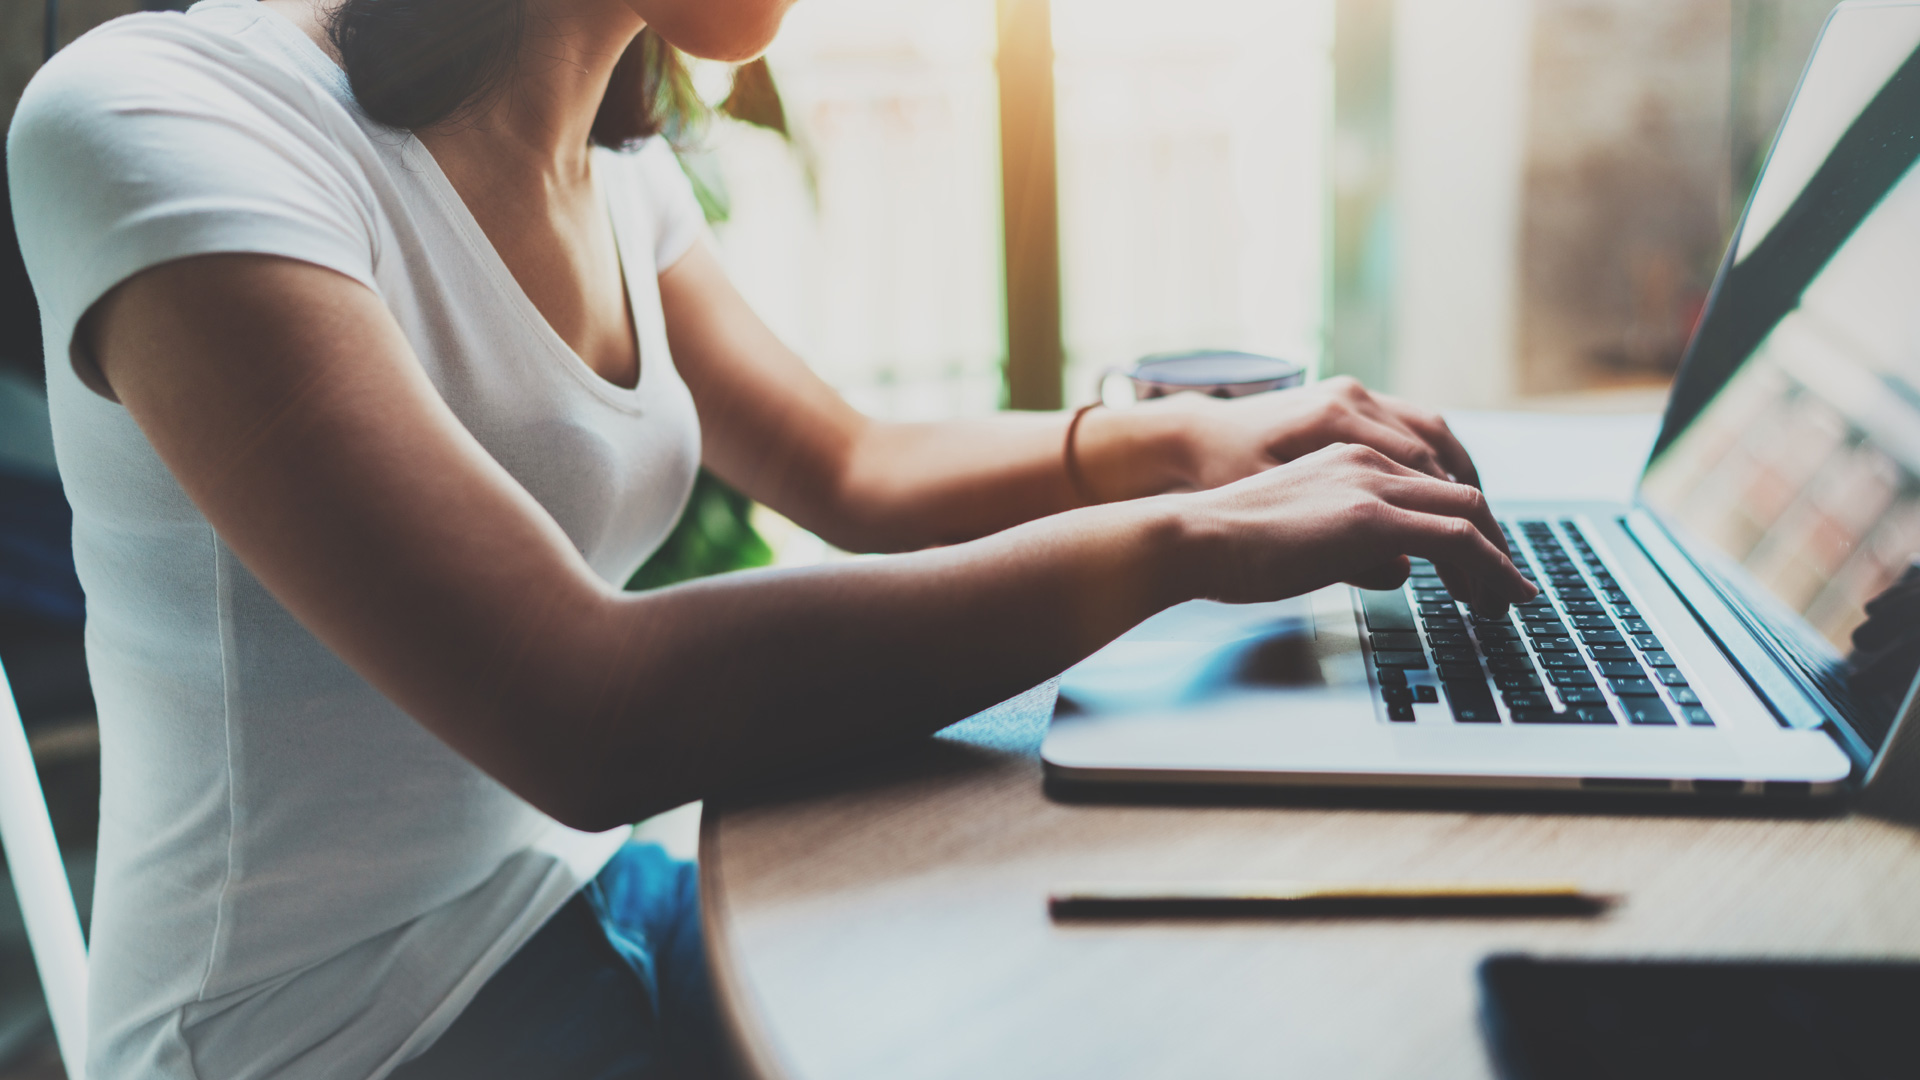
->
<box><xmin>1639</xmin><ymin>3</ymin><xmax>1920</xmax><ymax>749</ymax></box>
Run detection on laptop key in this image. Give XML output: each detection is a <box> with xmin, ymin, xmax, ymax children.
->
<box><xmin>1602</xmin><ymin>589</ymin><xmax>1631</xmax><ymax>604</ymax></box>
<box><xmin>1370</xmin><ymin>631</ymin><xmax>1421</xmax><ymax>653</ymax></box>
<box><xmin>1587</xmin><ymin>644</ymin><xmax>1634</xmax><ymax>661</ymax></box>
<box><xmin>1427</xmin><ymin>630</ymin><xmax>1470</xmax><ymax>647</ymax></box>
<box><xmin>1387</xmin><ymin>703</ymin><xmax>1417</xmax><ymax>723</ymax></box>
<box><xmin>1621</xmin><ymin>698</ymin><xmax>1676</xmax><ymax>726</ymax></box>
<box><xmin>1495</xmin><ymin>673</ymin><xmax>1543</xmax><ymax>692</ymax></box>
<box><xmin>1679</xmin><ymin>705</ymin><xmax>1713</xmax><ymax>726</ymax></box>
<box><xmin>1562</xmin><ymin>601</ymin><xmax>1605</xmax><ymax>615</ymax></box>
<box><xmin>1414</xmin><ymin>685</ymin><xmax>1438</xmax><ymax>703</ymax></box>
<box><xmin>1531</xmin><ymin>635</ymin><xmax>1580</xmax><ymax>652</ymax></box>
<box><xmin>1504</xmin><ymin>691</ymin><xmax>1552</xmax><ymax>710</ymax></box>
<box><xmin>1612</xmin><ymin>605</ymin><xmax>1641</xmax><ymax>619</ymax></box>
<box><xmin>1569</xmin><ymin>706</ymin><xmax>1618</xmax><ymax>724</ymax></box>
<box><xmin>1570</xmin><ymin>614</ymin><xmax>1614</xmax><ymax>630</ymax></box>
<box><xmin>1383</xmin><ymin>686</ymin><xmax>1414</xmax><ymax>705</ymax></box>
<box><xmin>1621</xmin><ymin>618</ymin><xmax>1652</xmax><ymax>634</ymax></box>
<box><xmin>1642</xmin><ymin>650</ymin><xmax>1676</xmax><ymax>667</ymax></box>
<box><xmin>1540</xmin><ymin>652</ymin><xmax>1587</xmax><ymax>669</ymax></box>
<box><xmin>1560</xmin><ymin>688</ymin><xmax>1607</xmax><ymax>705</ymax></box>
<box><xmin>1360</xmin><ymin>589</ymin><xmax>1417</xmax><ymax>632</ymax></box>
<box><xmin>1598</xmin><ymin>660</ymin><xmax>1646</xmax><ymax>679</ymax></box>
<box><xmin>1609</xmin><ymin>677</ymin><xmax>1660</xmax><ymax>696</ymax></box>
<box><xmin>1669</xmin><ymin>687</ymin><xmax>1700</xmax><ymax>705</ymax></box>
<box><xmin>1631</xmin><ymin>634</ymin><xmax>1663</xmax><ymax>650</ymax></box>
<box><xmin>1432</xmin><ymin>646</ymin><xmax>1480</xmax><ymax>666</ymax></box>
<box><xmin>1657</xmin><ymin>669</ymin><xmax>1690</xmax><ymax>687</ymax></box>
<box><xmin>1443</xmin><ymin>685</ymin><xmax>1499</xmax><ymax>723</ymax></box>
<box><xmin>1512</xmin><ymin>707</ymin><xmax>1608</xmax><ymax>725</ymax></box>
<box><xmin>1373</xmin><ymin>651</ymin><xmax>1429</xmax><ymax>669</ymax></box>
<box><xmin>1548</xmin><ymin>669</ymin><xmax>1598</xmax><ymax>688</ymax></box>
<box><xmin>1481</xmin><ymin>640</ymin><xmax>1529</xmax><ymax>658</ymax></box>
<box><xmin>1580</xmin><ymin>629</ymin><xmax>1625</xmax><ymax>645</ymax></box>
<box><xmin>1487</xmin><ymin>657</ymin><xmax>1536</xmax><ymax>676</ymax></box>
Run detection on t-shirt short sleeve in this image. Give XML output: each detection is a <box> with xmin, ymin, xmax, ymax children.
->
<box><xmin>7</xmin><ymin>17</ymin><xmax>379</xmax><ymax>399</ymax></box>
<box><xmin>628</xmin><ymin>137</ymin><xmax>710</xmax><ymax>271</ymax></box>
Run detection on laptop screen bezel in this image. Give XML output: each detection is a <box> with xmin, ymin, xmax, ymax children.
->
<box><xmin>1629</xmin><ymin>2</ymin><xmax>1920</xmax><ymax>769</ymax></box>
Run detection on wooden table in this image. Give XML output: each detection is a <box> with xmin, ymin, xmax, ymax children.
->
<box><xmin>698</xmin><ymin>413</ymin><xmax>1920</xmax><ymax>1080</ymax></box>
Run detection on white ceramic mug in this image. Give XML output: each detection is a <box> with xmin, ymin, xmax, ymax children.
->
<box><xmin>1100</xmin><ymin>350</ymin><xmax>1306</xmax><ymax>404</ymax></box>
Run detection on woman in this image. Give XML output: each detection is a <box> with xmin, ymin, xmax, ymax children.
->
<box><xmin>7</xmin><ymin>0</ymin><xmax>1532</xmax><ymax>1076</ymax></box>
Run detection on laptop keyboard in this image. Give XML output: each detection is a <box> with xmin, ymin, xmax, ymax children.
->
<box><xmin>1363</xmin><ymin>519</ymin><xmax>1714</xmax><ymax>728</ymax></box>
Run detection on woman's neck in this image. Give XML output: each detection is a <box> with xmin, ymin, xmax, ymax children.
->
<box><xmin>263</xmin><ymin>0</ymin><xmax>644</xmax><ymax>182</ymax></box>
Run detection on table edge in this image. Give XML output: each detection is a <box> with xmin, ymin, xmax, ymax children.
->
<box><xmin>699</xmin><ymin>803</ymin><xmax>791</xmax><ymax>1080</ymax></box>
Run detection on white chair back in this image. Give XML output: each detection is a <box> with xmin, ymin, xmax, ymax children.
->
<box><xmin>0</xmin><ymin>656</ymin><xmax>88</xmax><ymax>1078</ymax></box>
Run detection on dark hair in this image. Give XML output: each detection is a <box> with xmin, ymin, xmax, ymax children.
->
<box><xmin>327</xmin><ymin>0</ymin><xmax>699</xmax><ymax>148</ymax></box>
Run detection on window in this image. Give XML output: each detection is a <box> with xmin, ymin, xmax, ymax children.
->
<box><xmin>1053</xmin><ymin>0</ymin><xmax>1332</xmax><ymax>405</ymax></box>
<box><xmin>700</xmin><ymin>0</ymin><xmax>1334</xmax><ymax>418</ymax></box>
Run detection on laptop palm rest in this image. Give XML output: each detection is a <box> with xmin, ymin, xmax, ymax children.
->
<box><xmin>1055</xmin><ymin>595</ymin><xmax>1352</xmax><ymax>717</ymax></box>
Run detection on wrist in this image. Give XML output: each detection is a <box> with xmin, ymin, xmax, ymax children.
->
<box><xmin>1075</xmin><ymin>399</ymin><xmax>1203</xmax><ymax>502</ymax></box>
<box><xmin>1120</xmin><ymin>492</ymin><xmax>1213</xmax><ymax>611</ymax></box>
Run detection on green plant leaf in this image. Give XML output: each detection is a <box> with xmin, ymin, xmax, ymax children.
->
<box><xmin>627</xmin><ymin>469</ymin><xmax>774</xmax><ymax>591</ymax></box>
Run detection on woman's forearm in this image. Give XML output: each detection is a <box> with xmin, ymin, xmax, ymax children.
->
<box><xmin>818</xmin><ymin>409</ymin><xmax>1192</xmax><ymax>552</ymax></box>
<box><xmin>660</xmin><ymin>243</ymin><xmax>1203</xmax><ymax>553</ymax></box>
<box><xmin>498</xmin><ymin>496</ymin><xmax>1193</xmax><ymax>829</ymax></box>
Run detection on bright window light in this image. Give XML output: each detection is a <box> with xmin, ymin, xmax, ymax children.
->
<box><xmin>1053</xmin><ymin>0</ymin><xmax>1333</xmax><ymax>404</ymax></box>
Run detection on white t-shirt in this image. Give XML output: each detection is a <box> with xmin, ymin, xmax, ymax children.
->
<box><xmin>7</xmin><ymin>3</ymin><xmax>706</xmax><ymax>1077</ymax></box>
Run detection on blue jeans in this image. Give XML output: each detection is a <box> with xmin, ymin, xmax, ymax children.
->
<box><xmin>391</xmin><ymin>843</ymin><xmax>726</xmax><ymax>1080</ymax></box>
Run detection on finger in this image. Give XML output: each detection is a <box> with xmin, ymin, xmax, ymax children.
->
<box><xmin>1346</xmin><ymin>556</ymin><xmax>1411</xmax><ymax>592</ymax></box>
<box><xmin>1434</xmin><ymin>560</ymin><xmax>1474</xmax><ymax>607</ymax></box>
<box><xmin>1375</xmin><ymin>473</ymin><xmax>1508</xmax><ymax>562</ymax></box>
<box><xmin>1375</xmin><ymin>505</ymin><xmax>1535</xmax><ymax>605</ymax></box>
<box><xmin>1386</xmin><ymin>402</ymin><xmax>1482</xmax><ymax>491</ymax></box>
<box><xmin>1331</xmin><ymin>413</ymin><xmax>1449</xmax><ymax>481</ymax></box>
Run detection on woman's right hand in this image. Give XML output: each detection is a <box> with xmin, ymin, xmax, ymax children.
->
<box><xmin>1168</xmin><ymin>442</ymin><xmax>1537</xmax><ymax>612</ymax></box>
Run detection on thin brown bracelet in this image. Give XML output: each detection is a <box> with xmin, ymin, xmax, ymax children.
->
<box><xmin>1064</xmin><ymin>402</ymin><xmax>1103</xmax><ymax>507</ymax></box>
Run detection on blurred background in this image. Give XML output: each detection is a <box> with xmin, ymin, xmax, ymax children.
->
<box><xmin>0</xmin><ymin>1</ymin><xmax>1842</xmax><ymax>1076</ymax></box>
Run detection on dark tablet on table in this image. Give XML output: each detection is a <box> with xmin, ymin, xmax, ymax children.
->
<box><xmin>1479</xmin><ymin>954</ymin><xmax>1920</xmax><ymax>1080</ymax></box>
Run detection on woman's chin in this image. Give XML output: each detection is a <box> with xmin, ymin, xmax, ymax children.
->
<box><xmin>636</xmin><ymin>0</ymin><xmax>789</xmax><ymax>63</ymax></box>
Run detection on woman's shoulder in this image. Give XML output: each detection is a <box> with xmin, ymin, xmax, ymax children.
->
<box><xmin>11</xmin><ymin>3</ymin><xmax>342</xmax><ymax>148</ymax></box>
<box><xmin>8</xmin><ymin>4</ymin><xmax>383</xmax><ymax>392</ymax></box>
<box><xmin>596</xmin><ymin>139</ymin><xmax>711</xmax><ymax>272</ymax></box>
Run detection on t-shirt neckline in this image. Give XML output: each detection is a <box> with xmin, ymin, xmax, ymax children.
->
<box><xmin>238</xmin><ymin>0</ymin><xmax>655</xmax><ymax>409</ymax></box>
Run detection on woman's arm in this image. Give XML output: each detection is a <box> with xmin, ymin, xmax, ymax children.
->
<box><xmin>86</xmin><ymin>253</ymin><xmax>1531</xmax><ymax>831</ymax></box>
<box><xmin>663</xmin><ymin>241</ymin><xmax>1481</xmax><ymax>553</ymax></box>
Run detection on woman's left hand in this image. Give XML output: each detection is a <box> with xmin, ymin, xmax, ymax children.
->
<box><xmin>1081</xmin><ymin>375</ymin><xmax>1481</xmax><ymax>501</ymax></box>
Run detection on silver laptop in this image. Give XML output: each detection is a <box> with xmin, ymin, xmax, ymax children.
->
<box><xmin>1043</xmin><ymin>1</ymin><xmax>1920</xmax><ymax>800</ymax></box>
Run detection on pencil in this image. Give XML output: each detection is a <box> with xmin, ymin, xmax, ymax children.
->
<box><xmin>1047</xmin><ymin>880</ymin><xmax>1617</xmax><ymax>919</ymax></box>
